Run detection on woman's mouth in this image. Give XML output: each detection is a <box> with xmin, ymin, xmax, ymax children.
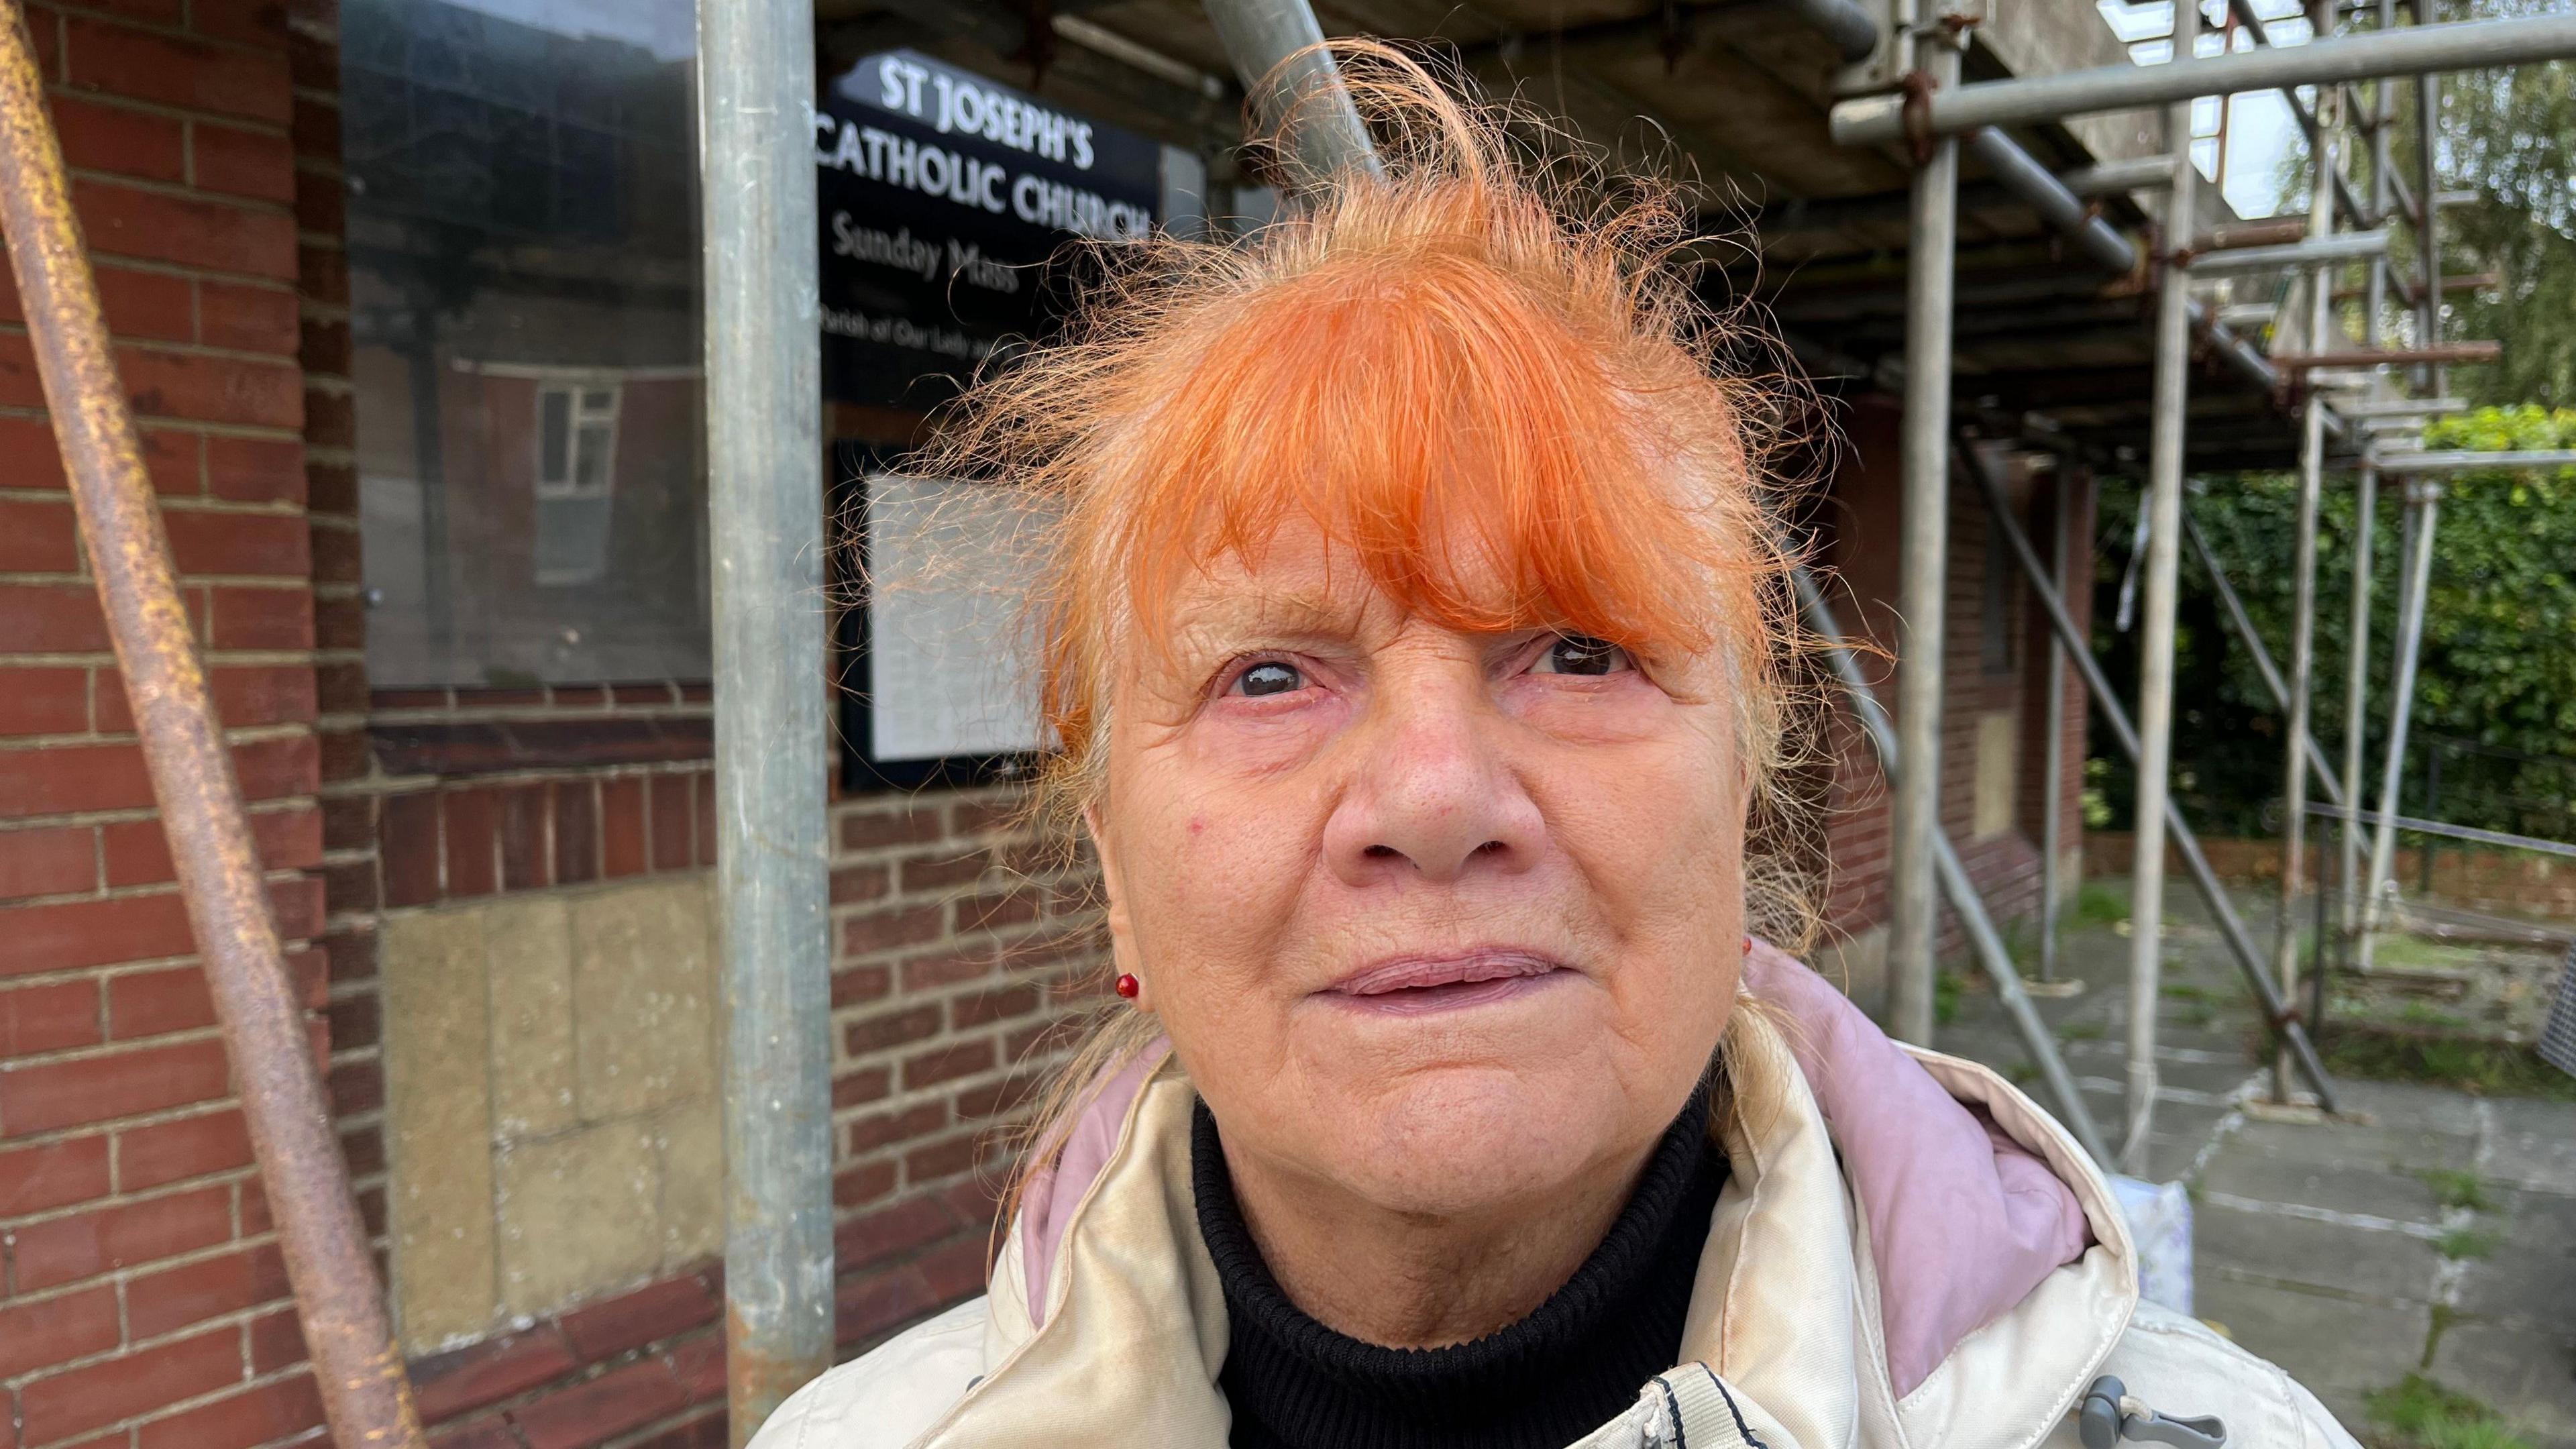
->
<box><xmin>1320</xmin><ymin>951</ymin><xmax>1571</xmax><ymax>1016</ymax></box>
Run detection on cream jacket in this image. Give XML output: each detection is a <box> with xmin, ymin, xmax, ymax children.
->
<box><xmin>751</xmin><ymin>991</ymin><xmax>2359</xmax><ymax>1449</ymax></box>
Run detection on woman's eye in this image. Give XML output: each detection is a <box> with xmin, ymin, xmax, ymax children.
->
<box><xmin>1231</xmin><ymin>661</ymin><xmax>1305</xmax><ymax>697</ymax></box>
<box><xmin>1532</xmin><ymin>634</ymin><xmax>1632</xmax><ymax>677</ymax></box>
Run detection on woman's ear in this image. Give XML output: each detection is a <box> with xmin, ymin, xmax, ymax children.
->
<box><xmin>1083</xmin><ymin>802</ymin><xmax>1142</xmax><ymax>987</ymax></box>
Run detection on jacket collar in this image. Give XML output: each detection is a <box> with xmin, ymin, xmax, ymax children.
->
<box><xmin>930</xmin><ymin>1010</ymin><xmax>2137</xmax><ymax>1449</ymax></box>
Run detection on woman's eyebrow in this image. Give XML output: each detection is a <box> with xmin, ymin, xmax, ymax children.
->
<box><xmin>1165</xmin><ymin>589</ymin><xmax>1369</xmax><ymax>646</ymax></box>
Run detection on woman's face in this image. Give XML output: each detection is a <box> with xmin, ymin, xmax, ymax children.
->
<box><xmin>1091</xmin><ymin>522</ymin><xmax>1747</xmax><ymax>1221</ymax></box>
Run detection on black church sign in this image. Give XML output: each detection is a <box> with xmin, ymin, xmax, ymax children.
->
<box><xmin>815</xmin><ymin>51</ymin><xmax>1161</xmax><ymax>407</ymax></box>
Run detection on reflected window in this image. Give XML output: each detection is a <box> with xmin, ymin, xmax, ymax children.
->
<box><xmin>344</xmin><ymin>0</ymin><xmax>706</xmax><ymax>688</ymax></box>
<box><xmin>533</xmin><ymin>378</ymin><xmax>620</xmax><ymax>586</ymax></box>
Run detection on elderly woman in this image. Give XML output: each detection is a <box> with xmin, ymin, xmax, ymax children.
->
<box><xmin>756</xmin><ymin>54</ymin><xmax>2358</xmax><ymax>1449</ymax></box>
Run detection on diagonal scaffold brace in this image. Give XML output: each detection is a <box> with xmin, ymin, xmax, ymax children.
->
<box><xmin>0</xmin><ymin>6</ymin><xmax>429</xmax><ymax>1448</ymax></box>
<box><xmin>1794</xmin><ymin>570</ymin><xmax>2118</xmax><ymax>1169</ymax></box>
<box><xmin>1966</xmin><ymin>447</ymin><xmax>2343</xmax><ymax>1115</ymax></box>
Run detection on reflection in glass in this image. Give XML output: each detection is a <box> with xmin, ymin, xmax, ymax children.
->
<box><xmin>345</xmin><ymin>0</ymin><xmax>706</xmax><ymax>688</ymax></box>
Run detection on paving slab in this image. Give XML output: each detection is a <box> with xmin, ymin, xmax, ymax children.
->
<box><xmin>2453</xmin><ymin>1188</ymin><xmax>2576</xmax><ymax>1329</ymax></box>
<box><xmin>2192</xmin><ymin>1198</ymin><xmax>2438</xmax><ymax>1306</ymax></box>
<box><xmin>2326</xmin><ymin>1077</ymin><xmax>2489</xmax><ymax>1136</ymax></box>
<box><xmin>1933</xmin><ymin>881</ymin><xmax>2576</xmax><ymax>1444</ymax></box>
<box><xmin>2192</xmin><ymin>1275</ymin><xmax>2429</xmax><ymax>1434</ymax></box>
<box><xmin>2426</xmin><ymin>1322</ymin><xmax>2576</xmax><ymax>1447</ymax></box>
<box><xmin>2226</xmin><ymin>1114</ymin><xmax>2477</xmax><ymax>1176</ymax></box>
<box><xmin>2488</xmin><ymin>1095</ymin><xmax>2576</xmax><ymax>1195</ymax></box>
<box><xmin>2198</xmin><ymin>1148</ymin><xmax>2446</xmax><ymax>1225</ymax></box>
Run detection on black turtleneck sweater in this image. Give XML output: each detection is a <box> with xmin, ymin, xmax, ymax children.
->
<box><xmin>1190</xmin><ymin>1084</ymin><xmax>1727</xmax><ymax>1449</ymax></box>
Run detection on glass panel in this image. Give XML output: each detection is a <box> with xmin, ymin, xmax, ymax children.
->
<box><xmin>538</xmin><ymin>388</ymin><xmax>572</xmax><ymax>486</ymax></box>
<box><xmin>535</xmin><ymin>494</ymin><xmax>615</xmax><ymax>586</ymax></box>
<box><xmin>572</xmin><ymin>423</ymin><xmax>612</xmax><ymax>490</ymax></box>
<box><xmin>345</xmin><ymin>0</ymin><xmax>706</xmax><ymax>688</ymax></box>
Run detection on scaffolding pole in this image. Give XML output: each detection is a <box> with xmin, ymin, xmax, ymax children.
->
<box><xmin>2125</xmin><ymin>0</ymin><xmax>2200</xmax><ymax>1169</ymax></box>
<box><xmin>698</xmin><ymin>0</ymin><xmax>834</xmax><ymax>1439</ymax></box>
<box><xmin>2271</xmin><ymin>29</ymin><xmax>2337</xmax><ymax>1103</ymax></box>
<box><xmin>1971</xmin><ymin>455</ymin><xmax>2343</xmax><ymax>1113</ymax></box>
<box><xmin>0</xmin><ymin>11</ymin><xmax>429</xmax><ymax>1449</ymax></box>
<box><xmin>1794</xmin><ymin>572</ymin><xmax>2115</xmax><ymax>1167</ymax></box>
<box><xmin>2037</xmin><ymin>468</ymin><xmax>2084</xmax><ymax>986</ymax></box>
<box><xmin>2341</xmin><ymin>462</ymin><xmax>2379</xmax><ymax>943</ymax></box>
<box><xmin>2186</xmin><ymin>229</ymin><xmax>2388</xmax><ymax>272</ymax></box>
<box><xmin>2183</xmin><ymin>515</ymin><xmax>2343</xmax><ymax>808</ymax></box>
<box><xmin>2345</xmin><ymin>15</ymin><xmax>2394</xmax><ymax>949</ymax></box>
<box><xmin>1202</xmin><ymin>0</ymin><xmax>1383</xmax><ymax>182</ymax></box>
<box><xmin>2359</xmin><ymin>479</ymin><xmax>2443</xmax><ymax>968</ymax></box>
<box><xmin>1831</xmin><ymin>13</ymin><xmax>2576</xmax><ymax>142</ymax></box>
<box><xmin>2365</xmin><ymin>448</ymin><xmax>2576</xmax><ymax>472</ymax></box>
<box><xmin>2416</xmin><ymin>66</ymin><xmax>2444</xmax><ymax>396</ymax></box>
<box><xmin>1889</xmin><ymin>22</ymin><xmax>1961</xmax><ymax>1048</ymax></box>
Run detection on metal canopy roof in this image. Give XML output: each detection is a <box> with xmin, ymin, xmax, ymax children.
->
<box><xmin>820</xmin><ymin>0</ymin><xmax>2312</xmax><ymax>472</ymax></box>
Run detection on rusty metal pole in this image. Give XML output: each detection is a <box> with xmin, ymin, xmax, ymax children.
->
<box><xmin>0</xmin><ymin>8</ymin><xmax>428</xmax><ymax>1449</ymax></box>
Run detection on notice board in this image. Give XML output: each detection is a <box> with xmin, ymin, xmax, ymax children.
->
<box><xmin>815</xmin><ymin>50</ymin><xmax>1162</xmax><ymax>408</ymax></box>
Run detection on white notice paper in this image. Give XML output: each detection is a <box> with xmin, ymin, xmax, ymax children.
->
<box><xmin>863</xmin><ymin>475</ymin><xmax>1052</xmax><ymax>762</ymax></box>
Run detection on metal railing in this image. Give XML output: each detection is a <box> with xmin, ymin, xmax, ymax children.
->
<box><xmin>2414</xmin><ymin>735</ymin><xmax>2576</xmax><ymax>889</ymax></box>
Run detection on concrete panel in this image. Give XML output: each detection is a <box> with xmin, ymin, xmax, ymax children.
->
<box><xmin>1974</xmin><ymin>711</ymin><xmax>2018</xmax><ymax>840</ymax></box>
<box><xmin>2320</xmin><ymin>1078</ymin><xmax>2485</xmax><ymax>1136</ymax></box>
<box><xmin>2426</xmin><ymin>1322</ymin><xmax>2576</xmax><ymax>1446</ymax></box>
<box><xmin>2192</xmin><ymin>1275</ymin><xmax>2429</xmax><ymax>1434</ymax></box>
<box><xmin>496</xmin><ymin>1122</ymin><xmax>663</xmax><ymax>1317</ymax></box>
<box><xmin>2224</xmin><ymin>1114</ymin><xmax>2475</xmax><ymax>1177</ymax></box>
<box><xmin>485</xmin><ymin>894</ymin><xmax>577</xmax><ymax>1139</ymax></box>
<box><xmin>2487</xmin><ymin>1095</ymin><xmax>2576</xmax><ymax>1195</ymax></box>
<box><xmin>2454</xmin><ymin>1188</ymin><xmax>2576</xmax><ymax>1328</ymax></box>
<box><xmin>2198</xmin><ymin>1149</ymin><xmax>2443</xmax><ymax>1225</ymax></box>
<box><xmin>2194</xmin><ymin>1199</ymin><xmax>2437</xmax><ymax>1307</ymax></box>
<box><xmin>657</xmin><ymin>1097</ymin><xmax>724</xmax><ymax>1265</ymax></box>
<box><xmin>381</xmin><ymin>910</ymin><xmax>499</xmax><ymax>1352</ymax></box>
<box><xmin>570</xmin><ymin>877</ymin><xmax>715</xmax><ymax>1120</ymax></box>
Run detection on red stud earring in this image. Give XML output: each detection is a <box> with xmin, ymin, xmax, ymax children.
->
<box><xmin>1115</xmin><ymin>973</ymin><xmax>1140</xmax><ymax>1000</ymax></box>
<box><xmin>1742</xmin><ymin>936</ymin><xmax>1753</xmax><ymax>955</ymax></box>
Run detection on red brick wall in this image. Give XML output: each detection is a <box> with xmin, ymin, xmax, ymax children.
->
<box><xmin>2015</xmin><ymin>468</ymin><xmax>2096</xmax><ymax>880</ymax></box>
<box><xmin>1811</xmin><ymin>400</ymin><xmax>2061</xmax><ymax>969</ymax></box>
<box><xmin>1</xmin><ymin>4</ymin><xmax>332</xmax><ymax>1446</ymax></box>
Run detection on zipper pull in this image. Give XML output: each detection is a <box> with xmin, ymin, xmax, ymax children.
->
<box><xmin>2080</xmin><ymin>1375</ymin><xmax>2228</xmax><ymax>1449</ymax></box>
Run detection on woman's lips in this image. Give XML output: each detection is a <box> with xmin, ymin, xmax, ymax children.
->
<box><xmin>1321</xmin><ymin>951</ymin><xmax>1570</xmax><ymax>1015</ymax></box>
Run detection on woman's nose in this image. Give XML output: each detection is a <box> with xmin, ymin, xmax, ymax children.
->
<box><xmin>1321</xmin><ymin>672</ymin><xmax>1544</xmax><ymax>886</ymax></box>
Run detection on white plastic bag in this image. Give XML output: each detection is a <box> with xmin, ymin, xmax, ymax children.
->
<box><xmin>2109</xmin><ymin>1174</ymin><xmax>2194</xmax><ymax>1315</ymax></box>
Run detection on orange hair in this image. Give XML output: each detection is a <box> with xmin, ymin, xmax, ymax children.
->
<box><xmin>895</xmin><ymin>42</ymin><xmax>1817</xmax><ymax>1224</ymax></box>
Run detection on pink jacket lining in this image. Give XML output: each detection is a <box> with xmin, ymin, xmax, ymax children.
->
<box><xmin>1012</xmin><ymin>941</ymin><xmax>2092</xmax><ymax>1399</ymax></box>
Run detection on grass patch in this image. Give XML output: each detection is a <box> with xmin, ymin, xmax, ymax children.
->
<box><xmin>2415</xmin><ymin>1169</ymin><xmax>2497</xmax><ymax>1213</ymax></box>
<box><xmin>2160</xmin><ymin>981</ymin><xmax>2219</xmax><ymax>1002</ymax></box>
<box><xmin>2364</xmin><ymin>1374</ymin><xmax>2532</xmax><ymax>1449</ymax></box>
<box><xmin>2434</xmin><ymin>1228</ymin><xmax>2498</xmax><ymax>1260</ymax></box>
<box><xmin>2070</xmin><ymin>881</ymin><xmax>2129</xmax><ymax>930</ymax></box>
<box><xmin>2398</xmin><ymin>1002</ymin><xmax>2473</xmax><ymax>1031</ymax></box>
<box><xmin>2006</xmin><ymin>1060</ymin><xmax>2041</xmax><ymax>1087</ymax></box>
<box><xmin>2365</xmin><ymin>932</ymin><xmax>2491</xmax><ymax>975</ymax></box>
<box><xmin>2321</xmin><ymin>1026</ymin><xmax>2576</xmax><ymax>1102</ymax></box>
<box><xmin>2422</xmin><ymin>1303</ymin><xmax>2462</xmax><ymax>1371</ymax></box>
<box><xmin>1934</xmin><ymin>969</ymin><xmax>1964</xmax><ymax>1027</ymax></box>
<box><xmin>2057</xmin><ymin>1019</ymin><xmax>2107</xmax><ymax>1042</ymax></box>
